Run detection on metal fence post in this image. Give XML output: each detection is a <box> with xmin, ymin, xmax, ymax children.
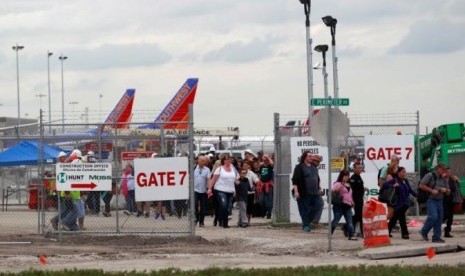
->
<box><xmin>114</xmin><ymin>124</ymin><xmax>119</xmax><ymax>233</ymax></box>
<box><xmin>188</xmin><ymin>104</ymin><xmax>195</xmax><ymax>236</ymax></box>
<box><xmin>160</xmin><ymin>125</ymin><xmax>165</xmax><ymax>156</ymax></box>
<box><xmin>415</xmin><ymin>110</ymin><xmax>420</xmax><ymax>217</ymax></box>
<box><xmin>272</xmin><ymin>113</ymin><xmax>279</xmax><ymax>224</ymax></box>
<box><xmin>327</xmin><ymin>104</ymin><xmax>333</xmax><ymax>252</ymax></box>
<box><xmin>38</xmin><ymin>109</ymin><xmax>45</xmax><ymax>234</ymax></box>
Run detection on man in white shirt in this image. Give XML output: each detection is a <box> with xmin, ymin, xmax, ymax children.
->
<box><xmin>194</xmin><ymin>156</ymin><xmax>211</xmax><ymax>227</ymax></box>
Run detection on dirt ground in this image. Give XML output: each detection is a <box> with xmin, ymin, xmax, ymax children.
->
<box><xmin>1</xmin><ymin>216</ymin><xmax>465</xmax><ymax>273</ymax></box>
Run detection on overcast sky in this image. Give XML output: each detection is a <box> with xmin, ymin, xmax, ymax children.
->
<box><xmin>0</xmin><ymin>0</ymin><xmax>464</xmax><ymax>135</ymax></box>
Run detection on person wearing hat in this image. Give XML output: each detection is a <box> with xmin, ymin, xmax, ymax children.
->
<box><xmin>69</xmin><ymin>149</ymin><xmax>87</xmax><ymax>230</ymax></box>
<box><xmin>291</xmin><ymin>152</ymin><xmax>323</xmax><ymax>232</ymax></box>
<box><xmin>244</xmin><ymin>150</ymin><xmax>254</xmax><ymax>167</ymax></box>
<box><xmin>57</xmin><ymin>151</ymin><xmax>67</xmax><ymax>163</ymax></box>
<box><xmin>50</xmin><ymin>151</ymin><xmax>80</xmax><ymax>231</ymax></box>
<box><xmin>67</xmin><ymin>149</ymin><xmax>82</xmax><ymax>163</ymax></box>
<box><xmin>86</xmin><ymin>151</ymin><xmax>96</xmax><ymax>163</ymax></box>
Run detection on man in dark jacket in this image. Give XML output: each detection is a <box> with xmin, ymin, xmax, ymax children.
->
<box><xmin>292</xmin><ymin>151</ymin><xmax>322</xmax><ymax>232</ymax></box>
<box><xmin>349</xmin><ymin>163</ymin><xmax>366</xmax><ymax>237</ymax></box>
<box><xmin>443</xmin><ymin>168</ymin><xmax>461</xmax><ymax>238</ymax></box>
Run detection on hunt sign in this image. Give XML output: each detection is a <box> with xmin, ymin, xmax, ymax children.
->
<box><xmin>56</xmin><ymin>163</ymin><xmax>112</xmax><ymax>191</ymax></box>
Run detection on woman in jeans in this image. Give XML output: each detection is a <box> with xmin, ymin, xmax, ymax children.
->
<box><xmin>331</xmin><ymin>170</ymin><xmax>357</xmax><ymax>240</ymax></box>
<box><xmin>384</xmin><ymin>166</ymin><xmax>417</xmax><ymax>239</ymax></box>
<box><xmin>207</xmin><ymin>155</ymin><xmax>238</xmax><ymax>228</ymax></box>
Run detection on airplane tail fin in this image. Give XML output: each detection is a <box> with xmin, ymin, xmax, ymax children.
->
<box><xmin>140</xmin><ymin>78</ymin><xmax>198</xmax><ymax>129</ymax></box>
<box><xmin>102</xmin><ymin>89</ymin><xmax>135</xmax><ymax>130</ymax></box>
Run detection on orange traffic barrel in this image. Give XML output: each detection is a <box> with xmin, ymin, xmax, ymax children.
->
<box><xmin>362</xmin><ymin>198</ymin><xmax>391</xmax><ymax>248</ymax></box>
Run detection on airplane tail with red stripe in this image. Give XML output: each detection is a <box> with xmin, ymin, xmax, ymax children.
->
<box><xmin>139</xmin><ymin>78</ymin><xmax>198</xmax><ymax>129</ymax></box>
<box><xmin>102</xmin><ymin>89</ymin><xmax>135</xmax><ymax>130</ymax></box>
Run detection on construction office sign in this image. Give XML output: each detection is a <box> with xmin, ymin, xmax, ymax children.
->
<box><xmin>56</xmin><ymin>163</ymin><xmax>112</xmax><ymax>191</ymax></box>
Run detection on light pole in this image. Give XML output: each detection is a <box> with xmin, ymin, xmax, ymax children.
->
<box><xmin>36</xmin><ymin>93</ymin><xmax>47</xmax><ymax>112</ymax></box>
<box><xmin>69</xmin><ymin>101</ymin><xmax>78</xmax><ymax>122</ymax></box>
<box><xmin>314</xmin><ymin>45</ymin><xmax>329</xmax><ymax>98</ymax></box>
<box><xmin>47</xmin><ymin>51</ymin><xmax>53</xmax><ymax>126</ymax></box>
<box><xmin>99</xmin><ymin>93</ymin><xmax>103</xmax><ymax>122</ymax></box>
<box><xmin>59</xmin><ymin>54</ymin><xmax>68</xmax><ymax>132</ymax></box>
<box><xmin>298</xmin><ymin>0</ymin><xmax>314</xmax><ymax>135</ymax></box>
<box><xmin>322</xmin><ymin>15</ymin><xmax>339</xmax><ymax>99</ymax></box>
<box><xmin>315</xmin><ymin>42</ymin><xmax>333</xmax><ymax>252</ymax></box>
<box><xmin>12</xmin><ymin>43</ymin><xmax>25</xmax><ymax>127</ymax></box>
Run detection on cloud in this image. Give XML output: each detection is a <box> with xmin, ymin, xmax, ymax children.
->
<box><xmin>338</xmin><ymin>46</ymin><xmax>363</xmax><ymax>58</ymax></box>
<box><xmin>23</xmin><ymin>43</ymin><xmax>172</xmax><ymax>71</ymax></box>
<box><xmin>388</xmin><ymin>18</ymin><xmax>465</xmax><ymax>54</ymax></box>
<box><xmin>202</xmin><ymin>38</ymin><xmax>277</xmax><ymax>63</ymax></box>
<box><xmin>447</xmin><ymin>0</ymin><xmax>465</xmax><ymax>15</ymax></box>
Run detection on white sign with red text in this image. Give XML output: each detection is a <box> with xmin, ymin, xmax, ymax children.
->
<box><xmin>134</xmin><ymin>157</ymin><xmax>189</xmax><ymax>201</ymax></box>
<box><xmin>364</xmin><ymin>135</ymin><xmax>415</xmax><ymax>173</ymax></box>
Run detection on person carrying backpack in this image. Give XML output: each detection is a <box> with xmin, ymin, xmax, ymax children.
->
<box><xmin>383</xmin><ymin>167</ymin><xmax>417</xmax><ymax>239</ymax></box>
<box><xmin>378</xmin><ymin>154</ymin><xmax>401</xmax><ymax>189</ymax></box>
<box><xmin>419</xmin><ymin>163</ymin><xmax>450</xmax><ymax>243</ymax></box>
<box><xmin>378</xmin><ymin>157</ymin><xmax>400</xmax><ymax>220</ymax></box>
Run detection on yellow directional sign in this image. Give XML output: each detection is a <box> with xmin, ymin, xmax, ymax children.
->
<box><xmin>331</xmin><ymin>157</ymin><xmax>345</xmax><ymax>170</ymax></box>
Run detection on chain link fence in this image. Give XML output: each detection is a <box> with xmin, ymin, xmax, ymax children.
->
<box><xmin>1</xmin><ymin>109</ymin><xmax>421</xmax><ymax>234</ymax></box>
<box><xmin>1</xmin><ymin>108</ymin><xmax>196</xmax><ymax>236</ymax></box>
<box><xmin>272</xmin><ymin>111</ymin><xmax>420</xmax><ymax>223</ymax></box>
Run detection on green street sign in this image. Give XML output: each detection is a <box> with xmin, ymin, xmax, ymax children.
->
<box><xmin>311</xmin><ymin>98</ymin><xmax>350</xmax><ymax>106</ymax></box>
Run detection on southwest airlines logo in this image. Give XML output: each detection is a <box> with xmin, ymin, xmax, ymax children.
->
<box><xmin>157</xmin><ymin>83</ymin><xmax>192</xmax><ymax>123</ymax></box>
<box><xmin>57</xmin><ymin>172</ymin><xmax>67</xmax><ymax>184</ymax></box>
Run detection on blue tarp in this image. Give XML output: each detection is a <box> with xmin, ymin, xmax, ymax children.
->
<box><xmin>0</xmin><ymin>141</ymin><xmax>67</xmax><ymax>166</ymax></box>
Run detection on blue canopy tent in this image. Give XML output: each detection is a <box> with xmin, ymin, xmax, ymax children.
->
<box><xmin>0</xmin><ymin>141</ymin><xmax>67</xmax><ymax>166</ymax></box>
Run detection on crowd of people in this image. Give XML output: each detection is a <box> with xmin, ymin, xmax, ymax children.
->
<box><xmin>200</xmin><ymin>149</ymin><xmax>274</xmax><ymax>228</ymax></box>
<box><xmin>291</xmin><ymin>152</ymin><xmax>365</xmax><ymax>240</ymax></box>
<box><xmin>378</xmin><ymin>155</ymin><xmax>462</xmax><ymax>243</ymax></box>
<box><xmin>50</xmin><ymin>149</ymin><xmax>108</xmax><ymax>231</ymax></box>
<box><xmin>117</xmin><ymin>149</ymin><xmax>275</xmax><ymax>229</ymax></box>
<box><xmin>49</xmin><ymin>146</ymin><xmax>462</xmax><ymax>241</ymax></box>
<box><xmin>291</xmin><ymin>151</ymin><xmax>463</xmax><ymax>244</ymax></box>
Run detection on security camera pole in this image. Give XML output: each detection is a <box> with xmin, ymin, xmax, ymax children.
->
<box><xmin>298</xmin><ymin>0</ymin><xmax>314</xmax><ymax>135</ymax></box>
<box><xmin>322</xmin><ymin>15</ymin><xmax>339</xmax><ymax>99</ymax></box>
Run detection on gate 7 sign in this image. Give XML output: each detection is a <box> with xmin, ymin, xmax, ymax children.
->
<box><xmin>134</xmin><ymin>157</ymin><xmax>189</xmax><ymax>201</ymax></box>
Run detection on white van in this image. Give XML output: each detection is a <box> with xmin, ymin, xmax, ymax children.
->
<box><xmin>197</xmin><ymin>149</ymin><xmax>256</xmax><ymax>159</ymax></box>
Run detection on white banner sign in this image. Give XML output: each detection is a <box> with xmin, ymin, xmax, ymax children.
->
<box><xmin>289</xmin><ymin>137</ymin><xmax>329</xmax><ymax>223</ymax></box>
<box><xmin>134</xmin><ymin>157</ymin><xmax>189</xmax><ymax>201</ymax></box>
<box><xmin>289</xmin><ymin>137</ymin><xmax>382</xmax><ymax>224</ymax></box>
<box><xmin>364</xmin><ymin>135</ymin><xmax>415</xmax><ymax>173</ymax></box>
<box><xmin>56</xmin><ymin>163</ymin><xmax>112</xmax><ymax>191</ymax></box>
